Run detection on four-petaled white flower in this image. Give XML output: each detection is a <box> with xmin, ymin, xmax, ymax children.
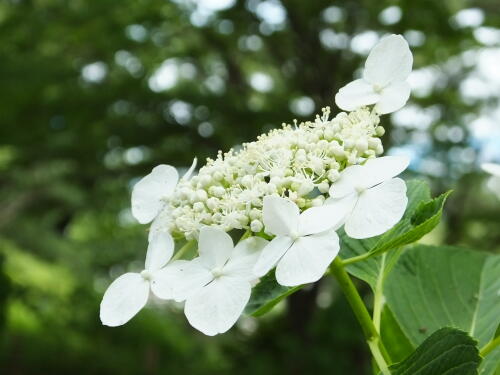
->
<box><xmin>253</xmin><ymin>196</ymin><xmax>346</xmax><ymax>287</ymax></box>
<box><xmin>152</xmin><ymin>227</ymin><xmax>268</xmax><ymax>336</ymax></box>
<box><xmin>100</xmin><ymin>232</ymin><xmax>177</xmax><ymax>326</ymax></box>
<box><xmin>335</xmin><ymin>34</ymin><xmax>413</xmax><ymax>115</ymax></box>
<box><xmin>131</xmin><ymin>159</ymin><xmax>197</xmax><ymax>224</ymax></box>
<box><xmin>326</xmin><ymin>156</ymin><xmax>409</xmax><ymax>239</ymax></box>
<box><xmin>482</xmin><ymin>163</ymin><xmax>500</xmax><ymax>177</ymax></box>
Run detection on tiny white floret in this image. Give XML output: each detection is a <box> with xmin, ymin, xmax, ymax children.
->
<box><xmin>326</xmin><ymin>155</ymin><xmax>409</xmax><ymax>239</ymax></box>
<box><xmin>335</xmin><ymin>34</ymin><xmax>413</xmax><ymax>114</ymax></box>
<box><xmin>253</xmin><ymin>196</ymin><xmax>347</xmax><ymax>287</ymax></box>
<box><xmin>99</xmin><ymin>232</ymin><xmax>179</xmax><ymax>327</ymax></box>
<box><xmin>153</xmin><ymin>226</ymin><xmax>268</xmax><ymax>336</ymax></box>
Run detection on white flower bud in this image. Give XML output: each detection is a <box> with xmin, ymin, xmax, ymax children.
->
<box><xmin>311</xmin><ymin>195</ymin><xmax>325</xmax><ymax>206</ymax></box>
<box><xmin>355</xmin><ymin>139</ymin><xmax>368</xmax><ymax>153</ymax></box>
<box><xmin>193</xmin><ymin>202</ymin><xmax>205</xmax><ymax>212</ymax></box>
<box><xmin>250</xmin><ymin>219</ymin><xmax>263</xmax><ymax>232</ymax></box>
<box><xmin>206</xmin><ymin>197</ymin><xmax>219</xmax><ymax>210</ymax></box>
<box><xmin>195</xmin><ymin>189</ymin><xmax>208</xmax><ymax>201</ymax></box>
<box><xmin>317</xmin><ymin>181</ymin><xmax>330</xmax><ymax>193</ymax></box>
<box><xmin>327</xmin><ymin>169</ymin><xmax>340</xmax><ymax>182</ymax></box>
<box><xmin>298</xmin><ymin>180</ymin><xmax>314</xmax><ymax>196</ymax></box>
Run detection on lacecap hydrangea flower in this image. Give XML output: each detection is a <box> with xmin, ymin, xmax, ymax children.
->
<box><xmin>100</xmin><ymin>34</ymin><xmax>412</xmax><ymax>335</ymax></box>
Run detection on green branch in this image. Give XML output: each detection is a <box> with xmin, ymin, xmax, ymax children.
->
<box><xmin>480</xmin><ymin>335</ymin><xmax>500</xmax><ymax>358</ymax></box>
<box><xmin>330</xmin><ymin>257</ymin><xmax>391</xmax><ymax>374</ymax></box>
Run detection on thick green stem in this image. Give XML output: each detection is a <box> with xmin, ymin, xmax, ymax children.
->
<box><xmin>330</xmin><ymin>257</ymin><xmax>391</xmax><ymax>375</ymax></box>
<box><xmin>480</xmin><ymin>335</ymin><xmax>500</xmax><ymax>358</ymax></box>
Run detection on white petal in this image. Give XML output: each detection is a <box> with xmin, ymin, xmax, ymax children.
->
<box><xmin>131</xmin><ymin>165</ymin><xmax>179</xmax><ymax>224</ymax></box>
<box><xmin>375</xmin><ymin>81</ymin><xmax>411</xmax><ymax>114</ymax></box>
<box><xmin>298</xmin><ymin>203</ymin><xmax>351</xmax><ymax>236</ymax></box>
<box><xmin>184</xmin><ymin>276</ymin><xmax>251</xmax><ymax>336</ymax></box>
<box><xmin>157</xmin><ymin>258</ymin><xmax>213</xmax><ymax>302</ymax></box>
<box><xmin>224</xmin><ymin>237</ymin><xmax>269</xmax><ymax>280</ymax></box>
<box><xmin>345</xmin><ymin>178</ymin><xmax>408</xmax><ymax>239</ymax></box>
<box><xmin>150</xmin><ymin>260</ymin><xmax>191</xmax><ymax>300</ymax></box>
<box><xmin>100</xmin><ymin>273</ymin><xmax>150</xmax><ymax>327</ymax></box>
<box><xmin>148</xmin><ymin>209</ymin><xmax>171</xmax><ymax>242</ymax></box>
<box><xmin>482</xmin><ymin>163</ymin><xmax>500</xmax><ymax>177</ymax></box>
<box><xmin>335</xmin><ymin>79</ymin><xmax>380</xmax><ymax>112</ymax></box>
<box><xmin>198</xmin><ymin>226</ymin><xmax>234</xmax><ymax>269</ymax></box>
<box><xmin>145</xmin><ymin>232</ymin><xmax>174</xmax><ymax>271</ymax></box>
<box><xmin>360</xmin><ymin>156</ymin><xmax>410</xmax><ymax>188</ymax></box>
<box><xmin>276</xmin><ymin>231</ymin><xmax>340</xmax><ymax>287</ymax></box>
<box><xmin>364</xmin><ymin>34</ymin><xmax>413</xmax><ymax>87</ymax></box>
<box><xmin>262</xmin><ymin>195</ymin><xmax>299</xmax><ymax>236</ymax></box>
<box><xmin>323</xmin><ymin>193</ymin><xmax>359</xmax><ymax>229</ymax></box>
<box><xmin>182</xmin><ymin>157</ymin><xmax>197</xmax><ymax>180</ymax></box>
<box><xmin>329</xmin><ymin>164</ymin><xmax>365</xmax><ymax>199</ymax></box>
<box><xmin>253</xmin><ymin>236</ymin><xmax>294</xmax><ymax>277</ymax></box>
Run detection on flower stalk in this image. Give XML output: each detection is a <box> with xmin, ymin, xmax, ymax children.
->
<box><xmin>330</xmin><ymin>257</ymin><xmax>391</xmax><ymax>375</ymax></box>
<box><xmin>480</xmin><ymin>335</ymin><xmax>500</xmax><ymax>358</ymax></box>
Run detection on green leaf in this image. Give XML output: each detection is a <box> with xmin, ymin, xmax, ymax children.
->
<box><xmin>244</xmin><ymin>272</ymin><xmax>302</xmax><ymax>316</ymax></box>
<box><xmin>341</xmin><ymin>179</ymin><xmax>434</xmax><ymax>287</ymax></box>
<box><xmin>386</xmin><ymin>328</ymin><xmax>481</xmax><ymax>375</ymax></box>
<box><xmin>380</xmin><ymin>306</ymin><xmax>415</xmax><ymax>363</ymax></box>
<box><xmin>369</xmin><ymin>189</ymin><xmax>451</xmax><ymax>256</ymax></box>
<box><xmin>384</xmin><ymin>245</ymin><xmax>500</xmax><ymax>351</ymax></box>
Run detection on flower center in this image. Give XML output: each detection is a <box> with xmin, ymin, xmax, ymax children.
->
<box><xmin>373</xmin><ymin>84</ymin><xmax>384</xmax><ymax>93</ymax></box>
<box><xmin>290</xmin><ymin>231</ymin><xmax>300</xmax><ymax>241</ymax></box>
<box><xmin>141</xmin><ymin>270</ymin><xmax>153</xmax><ymax>281</ymax></box>
<box><xmin>211</xmin><ymin>267</ymin><xmax>224</xmax><ymax>278</ymax></box>
<box><xmin>355</xmin><ymin>185</ymin><xmax>366</xmax><ymax>194</ymax></box>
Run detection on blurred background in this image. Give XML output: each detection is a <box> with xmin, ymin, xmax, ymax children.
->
<box><xmin>1</xmin><ymin>0</ymin><xmax>500</xmax><ymax>374</ymax></box>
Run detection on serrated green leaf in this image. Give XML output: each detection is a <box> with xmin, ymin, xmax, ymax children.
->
<box><xmin>244</xmin><ymin>272</ymin><xmax>302</xmax><ymax>316</ymax></box>
<box><xmin>369</xmin><ymin>190</ymin><xmax>451</xmax><ymax>256</ymax></box>
<box><xmin>384</xmin><ymin>245</ymin><xmax>500</xmax><ymax>354</ymax></box>
<box><xmin>341</xmin><ymin>180</ymin><xmax>449</xmax><ymax>289</ymax></box>
<box><xmin>386</xmin><ymin>328</ymin><xmax>481</xmax><ymax>375</ymax></box>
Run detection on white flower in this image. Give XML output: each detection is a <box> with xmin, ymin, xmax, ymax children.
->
<box><xmin>335</xmin><ymin>34</ymin><xmax>413</xmax><ymax>115</ymax></box>
<box><xmin>152</xmin><ymin>226</ymin><xmax>268</xmax><ymax>336</ymax></box>
<box><xmin>131</xmin><ymin>159</ymin><xmax>197</xmax><ymax>224</ymax></box>
<box><xmin>326</xmin><ymin>156</ymin><xmax>409</xmax><ymax>239</ymax></box>
<box><xmin>482</xmin><ymin>163</ymin><xmax>500</xmax><ymax>177</ymax></box>
<box><xmin>253</xmin><ymin>196</ymin><xmax>346</xmax><ymax>287</ymax></box>
<box><xmin>99</xmin><ymin>232</ymin><xmax>177</xmax><ymax>326</ymax></box>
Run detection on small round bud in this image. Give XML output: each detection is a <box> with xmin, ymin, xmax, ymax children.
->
<box><xmin>327</xmin><ymin>169</ymin><xmax>340</xmax><ymax>182</ymax></box>
<box><xmin>317</xmin><ymin>181</ymin><xmax>330</xmax><ymax>193</ymax></box>
<box><xmin>311</xmin><ymin>195</ymin><xmax>325</xmax><ymax>207</ymax></box>
<box><xmin>193</xmin><ymin>202</ymin><xmax>205</xmax><ymax>212</ymax></box>
<box><xmin>250</xmin><ymin>219</ymin><xmax>263</xmax><ymax>233</ymax></box>
<box><xmin>355</xmin><ymin>139</ymin><xmax>368</xmax><ymax>153</ymax></box>
<box><xmin>376</xmin><ymin>126</ymin><xmax>385</xmax><ymax>136</ymax></box>
<box><xmin>196</xmin><ymin>189</ymin><xmax>208</xmax><ymax>201</ymax></box>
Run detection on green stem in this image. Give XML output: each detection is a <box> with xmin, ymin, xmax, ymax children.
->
<box><xmin>330</xmin><ymin>257</ymin><xmax>391</xmax><ymax>375</ymax></box>
<box><xmin>171</xmin><ymin>240</ymin><xmax>196</xmax><ymax>261</ymax></box>
<box><xmin>372</xmin><ymin>254</ymin><xmax>386</xmax><ymax>332</ymax></box>
<box><xmin>480</xmin><ymin>335</ymin><xmax>500</xmax><ymax>358</ymax></box>
<box><xmin>341</xmin><ymin>252</ymin><xmax>372</xmax><ymax>266</ymax></box>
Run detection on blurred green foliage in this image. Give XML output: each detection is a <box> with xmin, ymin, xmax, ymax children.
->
<box><xmin>1</xmin><ymin>0</ymin><xmax>499</xmax><ymax>373</ymax></box>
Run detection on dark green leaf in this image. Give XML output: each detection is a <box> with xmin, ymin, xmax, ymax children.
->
<box><xmin>385</xmin><ymin>245</ymin><xmax>500</xmax><ymax>350</ymax></box>
<box><xmin>386</xmin><ymin>328</ymin><xmax>481</xmax><ymax>375</ymax></box>
<box><xmin>244</xmin><ymin>273</ymin><xmax>302</xmax><ymax>316</ymax></box>
<box><xmin>369</xmin><ymin>190</ymin><xmax>451</xmax><ymax>256</ymax></box>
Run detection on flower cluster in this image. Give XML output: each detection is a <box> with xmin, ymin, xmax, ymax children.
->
<box><xmin>100</xmin><ymin>34</ymin><xmax>413</xmax><ymax>335</ymax></box>
<box><xmin>148</xmin><ymin>106</ymin><xmax>384</xmax><ymax>241</ymax></box>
